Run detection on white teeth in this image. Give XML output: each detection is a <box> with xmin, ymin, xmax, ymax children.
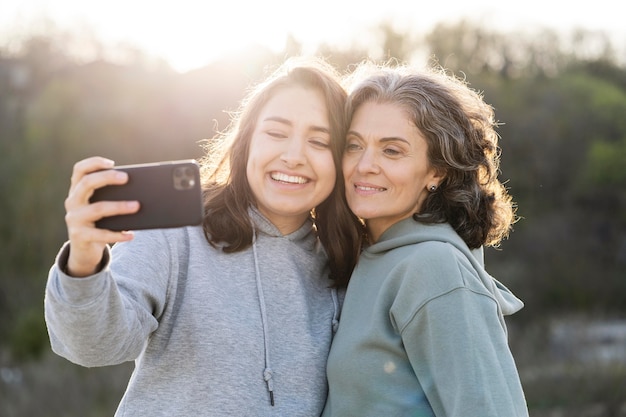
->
<box><xmin>271</xmin><ymin>172</ymin><xmax>308</xmax><ymax>184</ymax></box>
<box><xmin>356</xmin><ymin>185</ymin><xmax>385</xmax><ymax>191</ymax></box>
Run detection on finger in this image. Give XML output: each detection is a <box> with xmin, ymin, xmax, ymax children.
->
<box><xmin>65</xmin><ymin>200</ymin><xmax>140</xmax><ymax>228</ymax></box>
<box><xmin>90</xmin><ymin>200</ymin><xmax>141</xmax><ymax>224</ymax></box>
<box><xmin>100</xmin><ymin>230</ymin><xmax>135</xmax><ymax>244</ymax></box>
<box><xmin>65</xmin><ymin>169</ymin><xmax>129</xmax><ymax>211</ymax></box>
<box><xmin>69</xmin><ymin>224</ymin><xmax>135</xmax><ymax>246</ymax></box>
<box><xmin>70</xmin><ymin>157</ymin><xmax>115</xmax><ymax>187</ymax></box>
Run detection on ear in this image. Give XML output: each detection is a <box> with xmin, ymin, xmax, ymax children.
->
<box><xmin>426</xmin><ymin>168</ymin><xmax>446</xmax><ymax>191</ymax></box>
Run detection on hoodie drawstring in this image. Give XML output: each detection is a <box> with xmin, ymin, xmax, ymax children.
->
<box><xmin>251</xmin><ymin>229</ymin><xmax>275</xmax><ymax>406</ymax></box>
<box><xmin>331</xmin><ymin>288</ymin><xmax>340</xmax><ymax>333</ymax></box>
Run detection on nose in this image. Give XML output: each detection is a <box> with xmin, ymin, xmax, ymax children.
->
<box><xmin>280</xmin><ymin>137</ymin><xmax>306</xmax><ymax>167</ymax></box>
<box><xmin>355</xmin><ymin>147</ymin><xmax>380</xmax><ymax>174</ymax></box>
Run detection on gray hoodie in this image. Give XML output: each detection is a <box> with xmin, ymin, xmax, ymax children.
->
<box><xmin>45</xmin><ymin>208</ymin><xmax>340</xmax><ymax>416</ymax></box>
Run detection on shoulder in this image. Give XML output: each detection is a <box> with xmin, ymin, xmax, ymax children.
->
<box><xmin>385</xmin><ymin>241</ymin><xmax>475</xmax><ymax>312</ymax></box>
<box><xmin>387</xmin><ymin>241</ymin><xmax>507</xmax><ymax>331</ymax></box>
<box><xmin>394</xmin><ymin>240</ymin><xmax>468</xmax><ymax>283</ymax></box>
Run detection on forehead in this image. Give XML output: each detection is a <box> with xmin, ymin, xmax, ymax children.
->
<box><xmin>350</xmin><ymin>101</ymin><xmax>416</xmax><ymax>137</ymax></box>
<box><xmin>258</xmin><ymin>86</ymin><xmax>329</xmax><ymax>126</ymax></box>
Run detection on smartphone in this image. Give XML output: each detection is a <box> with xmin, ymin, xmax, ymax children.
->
<box><xmin>90</xmin><ymin>160</ymin><xmax>204</xmax><ymax>231</ymax></box>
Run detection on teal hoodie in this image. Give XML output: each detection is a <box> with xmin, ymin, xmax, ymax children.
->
<box><xmin>323</xmin><ymin>218</ymin><xmax>528</xmax><ymax>417</ymax></box>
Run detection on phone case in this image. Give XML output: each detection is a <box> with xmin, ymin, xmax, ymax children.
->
<box><xmin>90</xmin><ymin>160</ymin><xmax>203</xmax><ymax>231</ymax></box>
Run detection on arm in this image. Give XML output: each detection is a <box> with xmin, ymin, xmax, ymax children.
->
<box><xmin>45</xmin><ymin>156</ymin><xmax>169</xmax><ymax>366</ymax></box>
<box><xmin>45</xmin><ymin>230</ymin><xmax>171</xmax><ymax>367</ymax></box>
<box><xmin>399</xmin><ymin>288</ymin><xmax>528</xmax><ymax>417</ymax></box>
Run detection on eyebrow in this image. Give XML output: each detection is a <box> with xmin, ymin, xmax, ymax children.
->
<box><xmin>347</xmin><ymin>130</ymin><xmax>410</xmax><ymax>145</ymax></box>
<box><xmin>263</xmin><ymin>116</ymin><xmax>330</xmax><ymax>134</ymax></box>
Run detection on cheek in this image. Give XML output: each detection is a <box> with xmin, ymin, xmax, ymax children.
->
<box><xmin>246</xmin><ymin>137</ymin><xmax>269</xmax><ymax>176</ymax></box>
<box><xmin>245</xmin><ymin>163</ymin><xmax>253</xmax><ymax>186</ymax></box>
<box><xmin>245</xmin><ymin>149</ymin><xmax>263</xmax><ymax>193</ymax></box>
<box><xmin>245</xmin><ymin>163</ymin><xmax>260</xmax><ymax>201</ymax></box>
<box><xmin>342</xmin><ymin>156</ymin><xmax>355</xmax><ymax>178</ymax></box>
<box><xmin>245</xmin><ymin>152</ymin><xmax>255</xmax><ymax>181</ymax></box>
<box><xmin>321</xmin><ymin>158</ymin><xmax>337</xmax><ymax>188</ymax></box>
<box><xmin>313</xmin><ymin>154</ymin><xmax>337</xmax><ymax>194</ymax></box>
<box><xmin>403</xmin><ymin>171</ymin><xmax>430</xmax><ymax>208</ymax></box>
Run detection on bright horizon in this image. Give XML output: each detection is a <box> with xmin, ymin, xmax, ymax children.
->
<box><xmin>1</xmin><ymin>0</ymin><xmax>624</xmax><ymax>72</ymax></box>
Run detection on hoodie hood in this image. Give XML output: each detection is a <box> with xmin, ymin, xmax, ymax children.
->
<box><xmin>365</xmin><ymin>218</ymin><xmax>524</xmax><ymax>317</ymax></box>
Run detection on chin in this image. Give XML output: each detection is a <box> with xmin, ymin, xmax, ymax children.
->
<box><xmin>350</xmin><ymin>209</ymin><xmax>376</xmax><ymax>220</ymax></box>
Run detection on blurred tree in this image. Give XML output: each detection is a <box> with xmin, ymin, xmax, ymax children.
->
<box><xmin>479</xmin><ymin>69</ymin><xmax>626</xmax><ymax>314</ymax></box>
<box><xmin>585</xmin><ymin>139</ymin><xmax>626</xmax><ymax>187</ymax></box>
<box><xmin>424</xmin><ymin>21</ymin><xmax>602</xmax><ymax>78</ymax></box>
<box><xmin>376</xmin><ymin>21</ymin><xmax>417</xmax><ymax>62</ymax></box>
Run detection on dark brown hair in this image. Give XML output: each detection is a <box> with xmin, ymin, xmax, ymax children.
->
<box><xmin>198</xmin><ymin>56</ymin><xmax>361</xmax><ymax>286</ymax></box>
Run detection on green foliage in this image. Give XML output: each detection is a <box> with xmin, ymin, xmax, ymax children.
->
<box><xmin>9</xmin><ymin>308</ymin><xmax>48</xmax><ymax>361</ymax></box>
<box><xmin>585</xmin><ymin>139</ymin><xmax>626</xmax><ymax>186</ymax></box>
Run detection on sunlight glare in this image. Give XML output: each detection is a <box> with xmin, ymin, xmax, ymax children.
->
<box><xmin>1</xmin><ymin>0</ymin><xmax>625</xmax><ymax>72</ymax></box>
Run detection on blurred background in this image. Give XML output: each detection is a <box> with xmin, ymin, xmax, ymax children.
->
<box><xmin>1</xmin><ymin>1</ymin><xmax>625</xmax><ymax>416</ymax></box>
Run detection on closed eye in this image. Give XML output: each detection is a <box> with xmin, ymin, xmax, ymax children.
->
<box><xmin>266</xmin><ymin>130</ymin><xmax>288</xmax><ymax>139</ymax></box>
<box><xmin>309</xmin><ymin>138</ymin><xmax>330</xmax><ymax>148</ymax></box>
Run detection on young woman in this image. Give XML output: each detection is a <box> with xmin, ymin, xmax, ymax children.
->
<box><xmin>323</xmin><ymin>63</ymin><xmax>529</xmax><ymax>417</ymax></box>
<box><xmin>44</xmin><ymin>57</ymin><xmax>361</xmax><ymax>416</ymax></box>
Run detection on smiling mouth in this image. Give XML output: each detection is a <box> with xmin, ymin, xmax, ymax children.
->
<box><xmin>271</xmin><ymin>172</ymin><xmax>309</xmax><ymax>184</ymax></box>
<box><xmin>355</xmin><ymin>184</ymin><xmax>386</xmax><ymax>192</ymax></box>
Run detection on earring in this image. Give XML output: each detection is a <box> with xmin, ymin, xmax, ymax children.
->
<box><xmin>429</xmin><ymin>185</ymin><xmax>437</xmax><ymax>192</ymax></box>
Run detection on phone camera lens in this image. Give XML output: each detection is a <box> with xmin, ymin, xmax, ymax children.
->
<box><xmin>173</xmin><ymin>166</ymin><xmax>196</xmax><ymax>190</ymax></box>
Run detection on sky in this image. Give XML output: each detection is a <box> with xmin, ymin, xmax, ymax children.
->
<box><xmin>1</xmin><ymin>0</ymin><xmax>624</xmax><ymax>72</ymax></box>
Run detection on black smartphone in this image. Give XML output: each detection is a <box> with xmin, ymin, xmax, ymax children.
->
<box><xmin>90</xmin><ymin>160</ymin><xmax>204</xmax><ymax>231</ymax></box>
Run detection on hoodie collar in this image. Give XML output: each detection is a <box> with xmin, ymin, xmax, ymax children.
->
<box><xmin>249</xmin><ymin>206</ymin><xmax>314</xmax><ymax>243</ymax></box>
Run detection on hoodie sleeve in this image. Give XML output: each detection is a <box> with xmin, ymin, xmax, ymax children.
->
<box><xmin>390</xmin><ymin>243</ymin><xmax>528</xmax><ymax>417</ymax></box>
<box><xmin>44</xmin><ymin>230</ymin><xmax>173</xmax><ymax>367</ymax></box>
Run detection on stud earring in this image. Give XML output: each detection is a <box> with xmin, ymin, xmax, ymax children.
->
<box><xmin>429</xmin><ymin>185</ymin><xmax>437</xmax><ymax>192</ymax></box>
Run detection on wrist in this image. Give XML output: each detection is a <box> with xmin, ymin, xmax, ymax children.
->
<box><xmin>61</xmin><ymin>244</ymin><xmax>108</xmax><ymax>278</ymax></box>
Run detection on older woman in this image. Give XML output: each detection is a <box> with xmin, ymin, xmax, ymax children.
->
<box><xmin>323</xmin><ymin>63</ymin><xmax>528</xmax><ymax>417</ymax></box>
